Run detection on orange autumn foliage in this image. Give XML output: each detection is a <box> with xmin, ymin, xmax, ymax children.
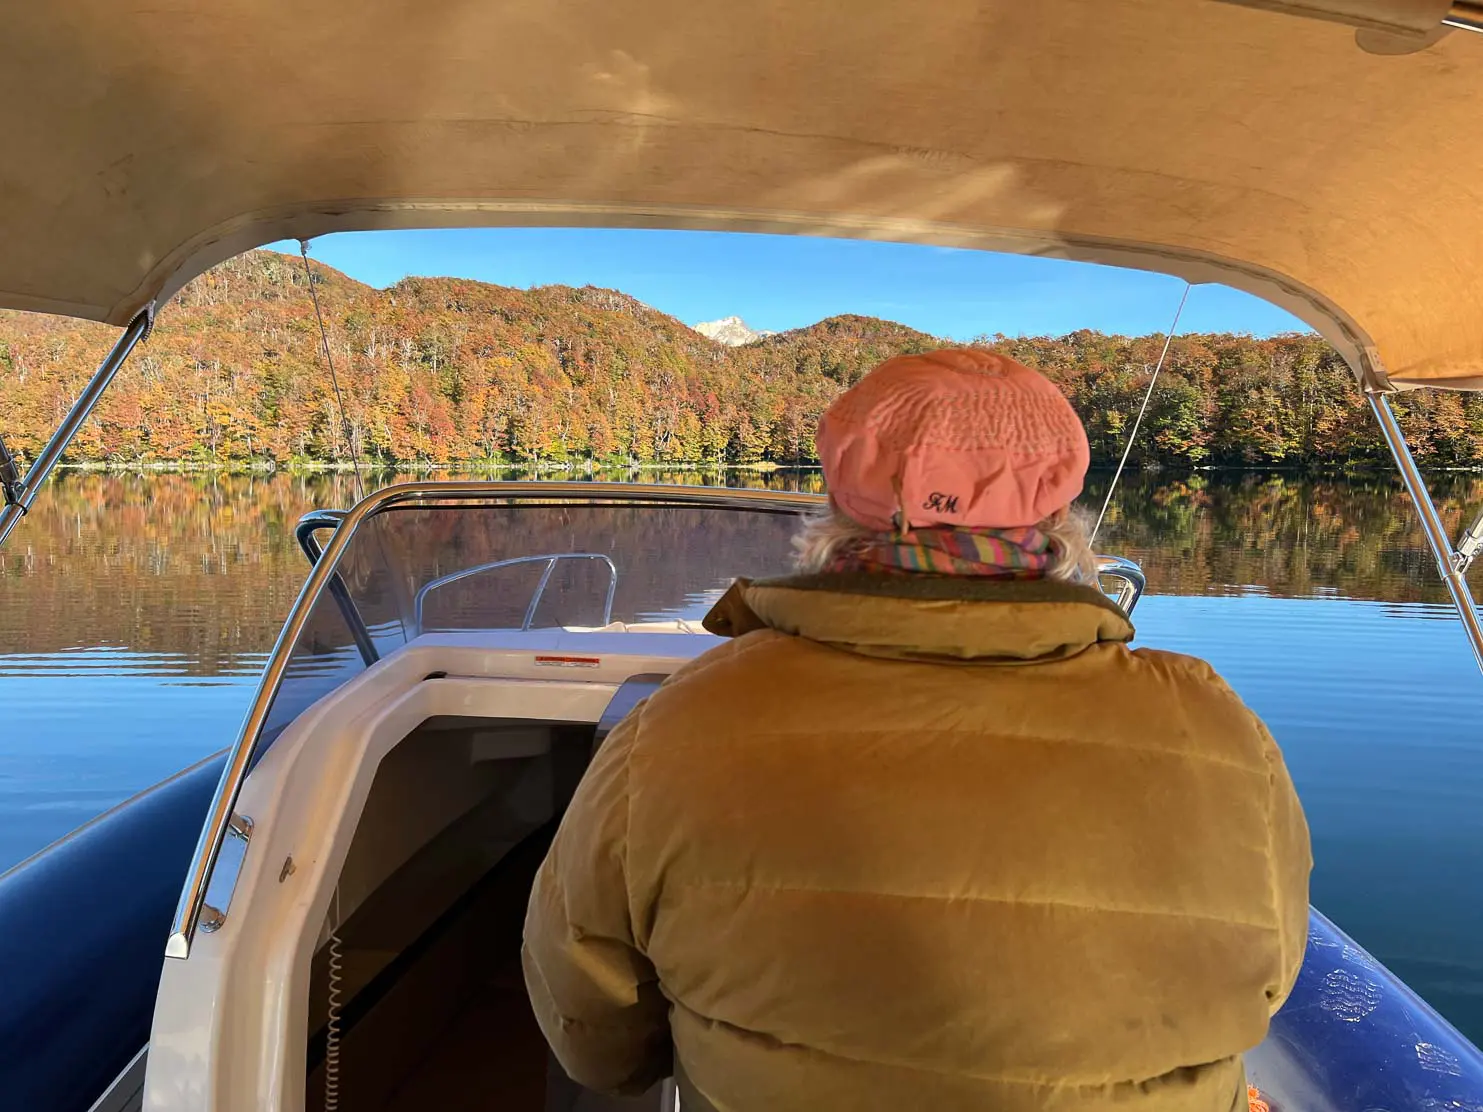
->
<box><xmin>2</xmin><ymin>250</ymin><xmax>1479</xmax><ymax>470</ymax></box>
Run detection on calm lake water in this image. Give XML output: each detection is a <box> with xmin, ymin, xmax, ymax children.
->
<box><xmin>3</xmin><ymin>468</ymin><xmax>1483</xmax><ymax>1042</ymax></box>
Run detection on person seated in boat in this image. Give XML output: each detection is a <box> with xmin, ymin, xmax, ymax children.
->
<box><xmin>522</xmin><ymin>348</ymin><xmax>1312</xmax><ymax>1112</ymax></box>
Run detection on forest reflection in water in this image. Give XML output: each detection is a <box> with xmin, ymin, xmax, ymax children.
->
<box><xmin>4</xmin><ymin>467</ymin><xmax>1483</xmax><ymax>1042</ymax></box>
<box><xmin>1</xmin><ymin>467</ymin><xmax>1472</xmax><ymax>668</ymax></box>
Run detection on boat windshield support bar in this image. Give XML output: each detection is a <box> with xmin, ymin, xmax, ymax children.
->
<box><xmin>1369</xmin><ymin>392</ymin><xmax>1483</xmax><ymax>672</ymax></box>
<box><xmin>295</xmin><ymin>509</ymin><xmax>379</xmax><ymax>667</ymax></box>
<box><xmin>0</xmin><ymin>307</ymin><xmax>153</xmax><ymax>550</ymax></box>
<box><xmin>166</xmin><ymin>481</ymin><xmax>822</xmax><ymax>959</ymax></box>
<box><xmin>0</xmin><ymin>430</ymin><xmax>23</xmax><ymax>508</ymax></box>
<box><xmin>294</xmin><ymin>508</ymin><xmax>347</xmax><ymax>564</ymax></box>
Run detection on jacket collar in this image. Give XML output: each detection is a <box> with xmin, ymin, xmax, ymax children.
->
<box><xmin>701</xmin><ymin>572</ymin><xmax>1134</xmax><ymax>665</ymax></box>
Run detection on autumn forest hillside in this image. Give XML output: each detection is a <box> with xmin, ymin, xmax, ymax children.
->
<box><xmin>3</xmin><ymin>249</ymin><xmax>1483</xmax><ymax>470</ymax></box>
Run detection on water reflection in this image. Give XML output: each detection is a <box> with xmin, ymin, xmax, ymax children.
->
<box><xmin>2</xmin><ymin>468</ymin><xmax>1477</xmax><ymax>670</ymax></box>
<box><xmin>0</xmin><ymin>469</ymin><xmax>825</xmax><ymax>671</ymax></box>
<box><xmin>4</xmin><ymin>469</ymin><xmax>1483</xmax><ymax>1042</ymax></box>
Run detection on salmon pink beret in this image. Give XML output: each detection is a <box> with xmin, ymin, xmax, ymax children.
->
<box><xmin>816</xmin><ymin>348</ymin><xmax>1090</xmax><ymax>531</ymax></box>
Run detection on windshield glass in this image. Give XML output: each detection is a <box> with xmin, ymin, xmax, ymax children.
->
<box><xmin>252</xmin><ymin>487</ymin><xmax>1151</xmax><ymax>762</ymax></box>
<box><xmin>252</xmin><ymin>493</ymin><xmax>806</xmax><ymax>759</ymax></box>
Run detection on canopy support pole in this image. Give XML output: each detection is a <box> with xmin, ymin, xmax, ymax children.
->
<box><xmin>0</xmin><ymin>306</ymin><xmax>152</xmax><ymax>550</ymax></box>
<box><xmin>1368</xmin><ymin>391</ymin><xmax>1483</xmax><ymax>672</ymax></box>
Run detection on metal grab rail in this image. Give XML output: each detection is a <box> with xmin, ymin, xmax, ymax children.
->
<box><xmin>1096</xmin><ymin>555</ymin><xmax>1147</xmax><ymax>615</ymax></box>
<box><xmin>412</xmin><ymin>552</ymin><xmax>619</xmax><ymax>634</ymax></box>
<box><xmin>166</xmin><ymin>481</ymin><xmax>820</xmax><ymax>959</ymax></box>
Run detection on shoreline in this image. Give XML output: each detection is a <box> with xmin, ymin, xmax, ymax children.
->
<box><xmin>49</xmin><ymin>459</ymin><xmax>801</xmax><ymax>476</ymax></box>
<box><xmin>43</xmin><ymin>460</ymin><xmax>1483</xmax><ymax>477</ymax></box>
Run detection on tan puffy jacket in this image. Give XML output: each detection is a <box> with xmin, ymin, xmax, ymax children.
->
<box><xmin>523</xmin><ymin>574</ymin><xmax>1312</xmax><ymax>1112</ymax></box>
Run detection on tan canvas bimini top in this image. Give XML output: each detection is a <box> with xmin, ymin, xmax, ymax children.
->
<box><xmin>3</xmin><ymin>0</ymin><xmax>1483</xmax><ymax>389</ymax></box>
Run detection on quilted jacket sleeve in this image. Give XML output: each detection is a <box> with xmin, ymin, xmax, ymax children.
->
<box><xmin>522</xmin><ymin>707</ymin><xmax>672</xmax><ymax>1095</ymax></box>
<box><xmin>1262</xmin><ymin>728</ymin><xmax>1314</xmax><ymax>1016</ymax></box>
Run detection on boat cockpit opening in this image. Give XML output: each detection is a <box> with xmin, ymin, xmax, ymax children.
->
<box><xmin>299</xmin><ymin>708</ymin><xmax>663</xmax><ymax>1111</ymax></box>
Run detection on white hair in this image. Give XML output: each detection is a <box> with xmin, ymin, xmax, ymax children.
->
<box><xmin>793</xmin><ymin>502</ymin><xmax>1100</xmax><ymax>584</ymax></box>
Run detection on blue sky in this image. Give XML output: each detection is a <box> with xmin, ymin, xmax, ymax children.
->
<box><xmin>266</xmin><ymin>228</ymin><xmax>1310</xmax><ymax>341</ymax></box>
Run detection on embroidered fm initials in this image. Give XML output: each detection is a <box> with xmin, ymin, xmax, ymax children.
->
<box><xmin>923</xmin><ymin>492</ymin><xmax>960</xmax><ymax>514</ymax></box>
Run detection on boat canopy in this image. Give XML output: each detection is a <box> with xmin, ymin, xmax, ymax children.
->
<box><xmin>3</xmin><ymin>0</ymin><xmax>1483</xmax><ymax>390</ymax></box>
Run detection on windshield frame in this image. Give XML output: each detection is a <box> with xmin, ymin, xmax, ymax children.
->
<box><xmin>167</xmin><ymin>479</ymin><xmax>1146</xmax><ymax>961</ymax></box>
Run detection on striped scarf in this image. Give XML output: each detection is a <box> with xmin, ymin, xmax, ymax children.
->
<box><xmin>826</xmin><ymin>525</ymin><xmax>1055</xmax><ymax>578</ymax></box>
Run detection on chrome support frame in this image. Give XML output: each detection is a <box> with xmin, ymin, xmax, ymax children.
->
<box><xmin>412</xmin><ymin>552</ymin><xmax>619</xmax><ymax>634</ymax></box>
<box><xmin>1096</xmin><ymin>555</ymin><xmax>1147</xmax><ymax>615</ymax></box>
<box><xmin>1368</xmin><ymin>393</ymin><xmax>1483</xmax><ymax>672</ymax></box>
<box><xmin>0</xmin><ymin>307</ymin><xmax>153</xmax><ymax>549</ymax></box>
<box><xmin>166</xmin><ymin>481</ymin><xmax>819</xmax><ymax>959</ymax></box>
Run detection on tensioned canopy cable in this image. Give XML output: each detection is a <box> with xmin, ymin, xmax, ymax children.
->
<box><xmin>1091</xmin><ymin>282</ymin><xmax>1191</xmax><ymax>543</ymax></box>
<box><xmin>298</xmin><ymin>240</ymin><xmax>366</xmax><ymax>503</ymax></box>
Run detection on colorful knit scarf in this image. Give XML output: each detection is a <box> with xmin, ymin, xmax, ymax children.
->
<box><xmin>826</xmin><ymin>525</ymin><xmax>1055</xmax><ymax>578</ymax></box>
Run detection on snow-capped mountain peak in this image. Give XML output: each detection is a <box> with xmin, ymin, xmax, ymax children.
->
<box><xmin>693</xmin><ymin>316</ymin><xmax>773</xmax><ymax>346</ymax></box>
